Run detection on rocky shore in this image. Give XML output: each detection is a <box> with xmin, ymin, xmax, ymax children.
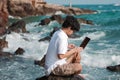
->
<box><xmin>7</xmin><ymin>0</ymin><xmax>96</xmax><ymax>17</ymax></box>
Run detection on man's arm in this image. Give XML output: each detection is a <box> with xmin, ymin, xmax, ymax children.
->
<box><xmin>58</xmin><ymin>47</ymin><xmax>83</xmax><ymax>59</ymax></box>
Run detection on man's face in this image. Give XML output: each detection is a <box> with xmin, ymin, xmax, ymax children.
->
<box><xmin>66</xmin><ymin>27</ymin><xmax>74</xmax><ymax>36</ymax></box>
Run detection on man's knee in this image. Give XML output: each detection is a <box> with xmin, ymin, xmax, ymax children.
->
<box><xmin>74</xmin><ymin>64</ymin><xmax>82</xmax><ymax>73</ymax></box>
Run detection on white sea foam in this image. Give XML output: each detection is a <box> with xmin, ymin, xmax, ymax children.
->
<box><xmin>83</xmin><ymin>31</ymin><xmax>106</xmax><ymax>40</ymax></box>
<box><xmin>98</xmin><ymin>5</ymin><xmax>103</xmax><ymax>8</ymax></box>
<box><xmin>4</xmin><ymin>32</ymin><xmax>49</xmax><ymax>60</ymax></box>
<box><xmin>69</xmin><ymin>31</ymin><xmax>105</xmax><ymax>41</ymax></box>
<box><xmin>81</xmin><ymin>52</ymin><xmax>112</xmax><ymax>68</ymax></box>
<box><xmin>9</xmin><ymin>15</ymin><xmax>22</xmax><ymax>19</ymax></box>
<box><xmin>55</xmin><ymin>11</ymin><xmax>65</xmax><ymax>15</ymax></box>
<box><xmin>81</xmin><ymin>44</ymin><xmax>120</xmax><ymax>68</ymax></box>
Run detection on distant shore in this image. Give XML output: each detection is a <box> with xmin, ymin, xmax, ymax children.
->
<box><xmin>8</xmin><ymin>0</ymin><xmax>96</xmax><ymax>17</ymax></box>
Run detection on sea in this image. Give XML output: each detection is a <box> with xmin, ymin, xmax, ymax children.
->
<box><xmin>0</xmin><ymin>4</ymin><xmax>120</xmax><ymax>80</ymax></box>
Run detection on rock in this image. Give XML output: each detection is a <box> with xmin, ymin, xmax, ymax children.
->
<box><xmin>50</xmin><ymin>15</ymin><xmax>64</xmax><ymax>24</ymax></box>
<box><xmin>34</xmin><ymin>55</ymin><xmax>45</xmax><ymax>67</ymax></box>
<box><xmin>7</xmin><ymin>0</ymin><xmax>96</xmax><ymax>17</ymax></box>
<box><xmin>0</xmin><ymin>0</ymin><xmax>8</xmax><ymax>26</ymax></box>
<box><xmin>36</xmin><ymin>75</ymin><xmax>84</xmax><ymax>80</ymax></box>
<box><xmin>0</xmin><ymin>38</ymin><xmax>8</xmax><ymax>51</ymax></box>
<box><xmin>39</xmin><ymin>36</ymin><xmax>51</xmax><ymax>42</ymax></box>
<box><xmin>14</xmin><ymin>47</ymin><xmax>25</xmax><ymax>55</ymax></box>
<box><xmin>39</xmin><ymin>27</ymin><xmax>59</xmax><ymax>42</ymax></box>
<box><xmin>49</xmin><ymin>27</ymin><xmax>59</xmax><ymax>37</ymax></box>
<box><xmin>8</xmin><ymin>20</ymin><xmax>27</xmax><ymax>33</ymax></box>
<box><xmin>8</xmin><ymin>0</ymin><xmax>35</xmax><ymax>17</ymax></box>
<box><xmin>69</xmin><ymin>34</ymin><xmax>81</xmax><ymax>38</ymax></box>
<box><xmin>0</xmin><ymin>51</ymin><xmax>13</xmax><ymax>57</ymax></box>
<box><xmin>39</xmin><ymin>15</ymin><xmax>64</xmax><ymax>26</ymax></box>
<box><xmin>0</xmin><ymin>27</ymin><xmax>7</xmax><ymax>36</ymax></box>
<box><xmin>38</xmin><ymin>15</ymin><xmax>94</xmax><ymax>26</ymax></box>
<box><xmin>78</xmin><ymin>18</ymin><xmax>94</xmax><ymax>25</ymax></box>
<box><xmin>106</xmin><ymin>64</ymin><xmax>120</xmax><ymax>72</ymax></box>
<box><xmin>0</xmin><ymin>0</ymin><xmax>8</xmax><ymax>35</ymax></box>
<box><xmin>39</xmin><ymin>18</ymin><xmax>51</xmax><ymax>25</ymax></box>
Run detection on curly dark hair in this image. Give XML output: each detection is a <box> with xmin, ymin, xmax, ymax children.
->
<box><xmin>62</xmin><ymin>15</ymin><xmax>80</xmax><ymax>32</ymax></box>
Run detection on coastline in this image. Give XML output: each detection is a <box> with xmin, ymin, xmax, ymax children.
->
<box><xmin>7</xmin><ymin>0</ymin><xmax>96</xmax><ymax>17</ymax></box>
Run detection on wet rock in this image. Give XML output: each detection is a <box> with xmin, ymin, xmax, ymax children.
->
<box><xmin>39</xmin><ymin>18</ymin><xmax>51</xmax><ymax>25</ymax></box>
<box><xmin>0</xmin><ymin>0</ymin><xmax>8</xmax><ymax>36</ymax></box>
<box><xmin>39</xmin><ymin>27</ymin><xmax>59</xmax><ymax>42</ymax></box>
<box><xmin>36</xmin><ymin>75</ymin><xmax>84</xmax><ymax>80</ymax></box>
<box><xmin>38</xmin><ymin>15</ymin><xmax>94</xmax><ymax>26</ymax></box>
<box><xmin>34</xmin><ymin>55</ymin><xmax>45</xmax><ymax>67</ymax></box>
<box><xmin>39</xmin><ymin>36</ymin><xmax>51</xmax><ymax>42</ymax></box>
<box><xmin>38</xmin><ymin>15</ymin><xmax>64</xmax><ymax>26</ymax></box>
<box><xmin>0</xmin><ymin>38</ymin><xmax>8</xmax><ymax>51</ymax></box>
<box><xmin>50</xmin><ymin>15</ymin><xmax>64</xmax><ymax>24</ymax></box>
<box><xmin>50</xmin><ymin>27</ymin><xmax>59</xmax><ymax>37</ymax></box>
<box><xmin>0</xmin><ymin>51</ymin><xmax>13</xmax><ymax>57</ymax></box>
<box><xmin>69</xmin><ymin>34</ymin><xmax>81</xmax><ymax>38</ymax></box>
<box><xmin>0</xmin><ymin>27</ymin><xmax>7</xmax><ymax>36</ymax></box>
<box><xmin>106</xmin><ymin>64</ymin><xmax>120</xmax><ymax>72</ymax></box>
<box><xmin>78</xmin><ymin>18</ymin><xmax>94</xmax><ymax>25</ymax></box>
<box><xmin>8</xmin><ymin>20</ymin><xmax>27</xmax><ymax>33</ymax></box>
<box><xmin>0</xmin><ymin>0</ymin><xmax>8</xmax><ymax>27</ymax></box>
<box><xmin>14</xmin><ymin>47</ymin><xmax>25</xmax><ymax>55</ymax></box>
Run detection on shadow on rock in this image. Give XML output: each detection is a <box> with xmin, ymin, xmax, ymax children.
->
<box><xmin>36</xmin><ymin>75</ymin><xmax>84</xmax><ymax>80</ymax></box>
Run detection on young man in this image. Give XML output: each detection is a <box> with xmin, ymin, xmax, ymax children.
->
<box><xmin>45</xmin><ymin>15</ymin><xmax>83</xmax><ymax>76</ymax></box>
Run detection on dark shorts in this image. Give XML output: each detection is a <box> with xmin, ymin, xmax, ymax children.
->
<box><xmin>51</xmin><ymin>63</ymin><xmax>81</xmax><ymax>76</ymax></box>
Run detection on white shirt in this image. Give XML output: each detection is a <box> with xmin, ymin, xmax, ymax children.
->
<box><xmin>45</xmin><ymin>29</ymin><xmax>68</xmax><ymax>75</ymax></box>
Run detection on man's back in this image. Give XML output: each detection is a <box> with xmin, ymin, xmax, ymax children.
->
<box><xmin>45</xmin><ymin>29</ymin><xmax>68</xmax><ymax>75</ymax></box>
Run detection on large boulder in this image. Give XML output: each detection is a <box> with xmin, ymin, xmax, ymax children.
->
<box><xmin>8</xmin><ymin>0</ymin><xmax>35</xmax><ymax>17</ymax></box>
<box><xmin>0</xmin><ymin>51</ymin><xmax>13</xmax><ymax>57</ymax></box>
<box><xmin>36</xmin><ymin>75</ymin><xmax>84</xmax><ymax>80</ymax></box>
<box><xmin>8</xmin><ymin>20</ymin><xmax>27</xmax><ymax>33</ymax></box>
<box><xmin>14</xmin><ymin>47</ymin><xmax>25</xmax><ymax>55</ymax></box>
<box><xmin>50</xmin><ymin>15</ymin><xmax>64</xmax><ymax>24</ymax></box>
<box><xmin>106</xmin><ymin>64</ymin><xmax>120</xmax><ymax>72</ymax></box>
<box><xmin>0</xmin><ymin>0</ymin><xmax>8</xmax><ymax>35</ymax></box>
<box><xmin>39</xmin><ymin>18</ymin><xmax>51</xmax><ymax>25</ymax></box>
<box><xmin>39</xmin><ymin>27</ymin><xmax>59</xmax><ymax>42</ymax></box>
<box><xmin>0</xmin><ymin>27</ymin><xmax>7</xmax><ymax>36</ymax></box>
<box><xmin>7</xmin><ymin>0</ymin><xmax>96</xmax><ymax>17</ymax></box>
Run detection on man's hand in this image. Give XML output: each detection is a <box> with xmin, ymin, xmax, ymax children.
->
<box><xmin>72</xmin><ymin>47</ymin><xmax>83</xmax><ymax>53</ymax></box>
<box><xmin>77</xmin><ymin>47</ymin><xmax>83</xmax><ymax>53</ymax></box>
<box><xmin>68</xmin><ymin>44</ymin><xmax>75</xmax><ymax>49</ymax></box>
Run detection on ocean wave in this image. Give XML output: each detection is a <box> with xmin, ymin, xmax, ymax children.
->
<box><xmin>102</xmin><ymin>18</ymin><xmax>120</xmax><ymax>26</ymax></box>
<box><xmin>97</xmin><ymin>10</ymin><xmax>120</xmax><ymax>13</ymax></box>
<box><xmin>4</xmin><ymin>32</ymin><xmax>48</xmax><ymax>60</ymax></box>
<box><xmin>82</xmin><ymin>31</ymin><xmax>106</xmax><ymax>40</ymax></box>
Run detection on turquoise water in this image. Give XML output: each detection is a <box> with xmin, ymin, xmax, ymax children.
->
<box><xmin>1</xmin><ymin>4</ymin><xmax>120</xmax><ymax>80</ymax></box>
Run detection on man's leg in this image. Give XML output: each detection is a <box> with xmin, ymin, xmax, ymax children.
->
<box><xmin>66</xmin><ymin>51</ymin><xmax>81</xmax><ymax>63</ymax></box>
<box><xmin>73</xmin><ymin>51</ymin><xmax>81</xmax><ymax>63</ymax></box>
<box><xmin>51</xmin><ymin>63</ymin><xmax>82</xmax><ymax>76</ymax></box>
